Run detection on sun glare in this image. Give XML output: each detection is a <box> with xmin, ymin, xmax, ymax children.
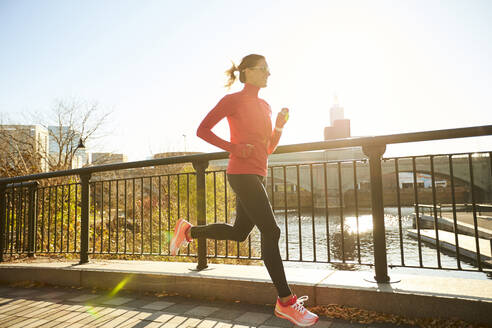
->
<box><xmin>344</xmin><ymin>215</ymin><xmax>373</xmax><ymax>234</ymax></box>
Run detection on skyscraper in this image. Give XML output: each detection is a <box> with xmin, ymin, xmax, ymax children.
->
<box><xmin>329</xmin><ymin>95</ymin><xmax>344</xmax><ymax>127</ymax></box>
<box><xmin>324</xmin><ymin>96</ymin><xmax>351</xmax><ymax>140</ymax></box>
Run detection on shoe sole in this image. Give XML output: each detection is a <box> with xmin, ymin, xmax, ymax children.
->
<box><xmin>274</xmin><ymin>309</ymin><xmax>319</xmax><ymax>327</ymax></box>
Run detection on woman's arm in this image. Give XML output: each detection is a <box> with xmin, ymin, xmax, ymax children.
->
<box><xmin>267</xmin><ymin>108</ymin><xmax>288</xmax><ymax>154</ymax></box>
<box><xmin>196</xmin><ymin>96</ymin><xmax>234</xmax><ymax>152</ymax></box>
<box><xmin>197</xmin><ymin>96</ymin><xmax>254</xmax><ymax>158</ymax></box>
<box><xmin>268</xmin><ymin>129</ymin><xmax>282</xmax><ymax>154</ymax></box>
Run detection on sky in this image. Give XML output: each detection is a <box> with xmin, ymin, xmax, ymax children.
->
<box><xmin>1</xmin><ymin>0</ymin><xmax>491</xmax><ymax>161</ymax></box>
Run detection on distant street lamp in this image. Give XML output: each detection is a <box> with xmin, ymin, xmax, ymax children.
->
<box><xmin>182</xmin><ymin>134</ymin><xmax>187</xmax><ymax>153</ymax></box>
<box><xmin>70</xmin><ymin>138</ymin><xmax>85</xmax><ymax>169</ymax></box>
<box><xmin>77</xmin><ymin>138</ymin><xmax>85</xmax><ymax>150</ymax></box>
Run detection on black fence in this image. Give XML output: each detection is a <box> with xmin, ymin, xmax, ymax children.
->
<box><xmin>1</xmin><ymin>125</ymin><xmax>492</xmax><ymax>281</ymax></box>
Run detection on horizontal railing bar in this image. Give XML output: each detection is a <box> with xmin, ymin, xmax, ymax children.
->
<box><xmin>383</xmin><ymin>150</ymin><xmax>491</xmax><ymax>160</ymax></box>
<box><xmin>204</xmin><ymin>169</ymin><xmax>227</xmax><ymax>174</ymax></box>
<box><xmin>268</xmin><ymin>158</ymin><xmax>368</xmax><ymax>168</ymax></box>
<box><xmin>6</xmin><ymin>182</ymin><xmax>38</xmax><ymax>188</ymax></box>
<box><xmin>1</xmin><ymin>124</ymin><xmax>491</xmax><ymax>185</ymax></box>
<box><xmin>416</xmin><ymin>203</ymin><xmax>492</xmax><ymax>208</ymax></box>
<box><xmin>418</xmin><ymin>204</ymin><xmax>439</xmax><ymax>209</ymax></box>
<box><xmin>389</xmin><ymin>264</ymin><xmax>492</xmax><ymax>273</ymax></box>
<box><xmin>203</xmin><ymin>255</ymin><xmax>374</xmax><ymax>266</ymax></box>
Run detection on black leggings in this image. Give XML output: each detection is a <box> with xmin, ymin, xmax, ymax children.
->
<box><xmin>190</xmin><ymin>174</ymin><xmax>291</xmax><ymax>297</ymax></box>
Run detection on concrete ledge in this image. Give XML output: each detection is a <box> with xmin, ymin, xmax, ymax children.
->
<box><xmin>1</xmin><ymin>260</ymin><xmax>491</xmax><ymax>325</ymax></box>
<box><xmin>414</xmin><ymin>214</ymin><xmax>492</xmax><ymax>239</ymax></box>
<box><xmin>0</xmin><ymin>266</ymin><xmax>82</xmax><ymax>287</ymax></box>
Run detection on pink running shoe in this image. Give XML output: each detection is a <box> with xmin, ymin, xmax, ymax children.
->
<box><xmin>170</xmin><ymin>218</ymin><xmax>192</xmax><ymax>256</ymax></box>
<box><xmin>274</xmin><ymin>295</ymin><xmax>319</xmax><ymax>327</ymax></box>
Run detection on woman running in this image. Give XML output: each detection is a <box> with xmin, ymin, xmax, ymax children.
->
<box><xmin>170</xmin><ymin>54</ymin><xmax>319</xmax><ymax>327</ymax></box>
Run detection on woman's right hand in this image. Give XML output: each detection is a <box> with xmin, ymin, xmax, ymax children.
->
<box><xmin>275</xmin><ymin>107</ymin><xmax>289</xmax><ymax>129</ymax></box>
<box><xmin>231</xmin><ymin>143</ymin><xmax>255</xmax><ymax>158</ymax></box>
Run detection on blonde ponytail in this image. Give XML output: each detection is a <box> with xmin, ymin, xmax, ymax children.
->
<box><xmin>224</xmin><ymin>61</ymin><xmax>239</xmax><ymax>89</ymax></box>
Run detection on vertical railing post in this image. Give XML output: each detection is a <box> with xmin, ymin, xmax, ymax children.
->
<box><xmin>0</xmin><ymin>183</ymin><xmax>6</xmax><ymax>262</ymax></box>
<box><xmin>79</xmin><ymin>173</ymin><xmax>91</xmax><ymax>264</ymax></box>
<box><xmin>363</xmin><ymin>144</ymin><xmax>390</xmax><ymax>283</ymax></box>
<box><xmin>27</xmin><ymin>181</ymin><xmax>39</xmax><ymax>257</ymax></box>
<box><xmin>192</xmin><ymin>160</ymin><xmax>209</xmax><ymax>271</ymax></box>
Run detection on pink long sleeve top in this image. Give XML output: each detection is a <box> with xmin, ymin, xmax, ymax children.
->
<box><xmin>197</xmin><ymin>83</ymin><xmax>282</xmax><ymax>177</ymax></box>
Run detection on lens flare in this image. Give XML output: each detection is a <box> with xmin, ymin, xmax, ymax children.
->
<box><xmin>82</xmin><ymin>275</ymin><xmax>135</xmax><ymax>318</ymax></box>
<box><xmin>108</xmin><ymin>275</ymin><xmax>134</xmax><ymax>298</ymax></box>
<box><xmin>85</xmin><ymin>305</ymin><xmax>99</xmax><ymax>318</ymax></box>
<box><xmin>164</xmin><ymin>231</ymin><xmax>172</xmax><ymax>243</ymax></box>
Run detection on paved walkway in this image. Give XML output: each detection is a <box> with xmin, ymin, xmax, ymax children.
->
<box><xmin>0</xmin><ymin>284</ymin><xmax>404</xmax><ymax>328</ymax></box>
<box><xmin>1</xmin><ymin>260</ymin><xmax>490</xmax><ymax>326</ymax></box>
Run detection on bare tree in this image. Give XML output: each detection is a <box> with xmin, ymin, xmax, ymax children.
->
<box><xmin>0</xmin><ymin>123</ymin><xmax>45</xmax><ymax>177</ymax></box>
<box><xmin>41</xmin><ymin>99</ymin><xmax>110</xmax><ymax>171</ymax></box>
<box><xmin>0</xmin><ymin>99</ymin><xmax>111</xmax><ymax>178</ymax></box>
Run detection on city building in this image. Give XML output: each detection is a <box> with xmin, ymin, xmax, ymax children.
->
<box><xmin>0</xmin><ymin>124</ymin><xmax>50</xmax><ymax>172</ymax></box>
<box><xmin>91</xmin><ymin>152</ymin><xmax>128</xmax><ymax>164</ymax></box>
<box><xmin>322</xmin><ymin>96</ymin><xmax>365</xmax><ymax>161</ymax></box>
<box><xmin>324</xmin><ymin>96</ymin><xmax>351</xmax><ymax>140</ymax></box>
<box><xmin>153</xmin><ymin>152</ymin><xmax>202</xmax><ymax>159</ymax></box>
<box><xmin>397</xmin><ymin>172</ymin><xmax>448</xmax><ymax>189</ymax></box>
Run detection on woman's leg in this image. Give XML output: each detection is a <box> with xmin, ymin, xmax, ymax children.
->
<box><xmin>190</xmin><ymin>191</ymin><xmax>255</xmax><ymax>242</ymax></box>
<box><xmin>227</xmin><ymin>174</ymin><xmax>292</xmax><ymax>298</ymax></box>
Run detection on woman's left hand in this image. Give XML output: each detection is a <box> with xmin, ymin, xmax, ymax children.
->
<box><xmin>275</xmin><ymin>107</ymin><xmax>289</xmax><ymax>129</ymax></box>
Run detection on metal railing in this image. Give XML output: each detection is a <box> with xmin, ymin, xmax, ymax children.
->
<box><xmin>386</xmin><ymin>152</ymin><xmax>492</xmax><ymax>271</ymax></box>
<box><xmin>1</xmin><ymin>125</ymin><xmax>492</xmax><ymax>282</ymax></box>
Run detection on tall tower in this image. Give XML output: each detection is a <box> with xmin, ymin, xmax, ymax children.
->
<box><xmin>330</xmin><ymin>95</ymin><xmax>344</xmax><ymax>126</ymax></box>
<box><xmin>324</xmin><ymin>95</ymin><xmax>351</xmax><ymax>140</ymax></box>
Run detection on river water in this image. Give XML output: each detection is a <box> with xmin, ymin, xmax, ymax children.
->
<box><xmin>246</xmin><ymin>207</ymin><xmax>491</xmax><ymax>280</ymax></box>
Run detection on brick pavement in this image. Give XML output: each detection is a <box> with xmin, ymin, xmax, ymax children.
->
<box><xmin>0</xmin><ymin>284</ymin><xmax>414</xmax><ymax>328</ymax></box>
